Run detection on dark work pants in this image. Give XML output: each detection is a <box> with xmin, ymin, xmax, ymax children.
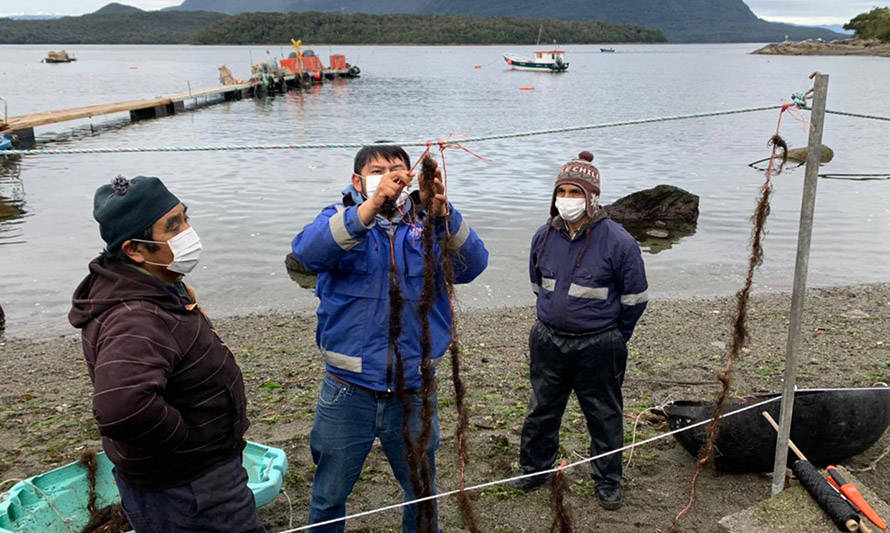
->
<box><xmin>519</xmin><ymin>320</ymin><xmax>628</xmax><ymax>487</ymax></box>
<box><xmin>115</xmin><ymin>456</ymin><xmax>265</xmax><ymax>533</ymax></box>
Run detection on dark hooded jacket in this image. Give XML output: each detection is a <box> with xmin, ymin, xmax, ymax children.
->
<box><xmin>69</xmin><ymin>256</ymin><xmax>249</xmax><ymax>491</ymax></box>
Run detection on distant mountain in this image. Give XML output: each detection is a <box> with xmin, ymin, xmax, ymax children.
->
<box><xmin>164</xmin><ymin>0</ymin><xmax>296</xmax><ymax>13</ymax></box>
<box><xmin>0</xmin><ymin>9</ymin><xmax>227</xmax><ymax>44</ymax></box>
<box><xmin>818</xmin><ymin>24</ymin><xmax>854</xmax><ymax>35</ymax></box>
<box><xmin>166</xmin><ymin>0</ymin><xmax>845</xmax><ymax>42</ymax></box>
<box><xmin>93</xmin><ymin>3</ymin><xmax>144</xmax><ymax>15</ymax></box>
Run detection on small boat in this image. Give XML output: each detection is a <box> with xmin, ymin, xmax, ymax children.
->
<box><xmin>660</xmin><ymin>389</ymin><xmax>890</xmax><ymax>472</ymax></box>
<box><xmin>504</xmin><ymin>50</ymin><xmax>569</xmax><ymax>72</ymax></box>
<box><xmin>43</xmin><ymin>50</ymin><xmax>76</xmax><ymax>63</ymax></box>
<box><xmin>0</xmin><ymin>441</ymin><xmax>288</xmax><ymax>533</ymax></box>
<box><xmin>600</xmin><ymin>48</ymin><xmax>616</xmax><ymax>53</ymax></box>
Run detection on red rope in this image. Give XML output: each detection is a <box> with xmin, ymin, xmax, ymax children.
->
<box><xmin>763</xmin><ymin>104</ymin><xmax>793</xmax><ymax>187</ymax></box>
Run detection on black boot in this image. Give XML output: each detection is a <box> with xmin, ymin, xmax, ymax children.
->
<box><xmin>506</xmin><ymin>472</ymin><xmax>551</xmax><ymax>493</ymax></box>
<box><xmin>596</xmin><ymin>484</ymin><xmax>623</xmax><ymax>510</ymax></box>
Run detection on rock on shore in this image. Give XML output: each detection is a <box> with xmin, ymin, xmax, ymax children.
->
<box><xmin>753</xmin><ymin>38</ymin><xmax>890</xmax><ymax>57</ymax></box>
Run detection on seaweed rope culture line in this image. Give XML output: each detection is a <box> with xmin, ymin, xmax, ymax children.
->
<box><xmin>436</xmin><ymin>139</ymin><xmax>485</xmax><ymax>533</ymax></box>
<box><xmin>273</xmin><ymin>386</ymin><xmax>889</xmax><ymax>533</ymax></box>
<box><xmin>669</xmin><ymin>101</ymin><xmax>800</xmax><ymax>533</ymax></box>
<box><xmin>404</xmin><ymin>144</ymin><xmax>483</xmax><ymax>531</ymax></box>
<box><xmin>0</xmin><ymin>105</ymin><xmax>790</xmax><ymax>156</ymax></box>
<box><xmin>3</xmin><ymin>105</ymin><xmax>889</xmax><ymax>158</ymax></box>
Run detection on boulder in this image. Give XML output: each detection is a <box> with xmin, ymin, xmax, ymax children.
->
<box><xmin>284</xmin><ymin>253</ymin><xmax>317</xmax><ymax>290</ymax></box>
<box><xmin>785</xmin><ymin>145</ymin><xmax>834</xmax><ymax>164</ymax></box>
<box><xmin>602</xmin><ymin>185</ymin><xmax>699</xmax><ymax>254</ymax></box>
<box><xmin>604</xmin><ymin>184</ymin><xmax>699</xmax><ymax>225</ymax></box>
<box><xmin>0</xmin><ymin>195</ymin><xmax>24</xmax><ymax>221</ymax></box>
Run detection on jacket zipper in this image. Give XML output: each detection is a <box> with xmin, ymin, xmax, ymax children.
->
<box><xmin>385</xmin><ymin>230</ymin><xmax>396</xmax><ymax>392</ymax></box>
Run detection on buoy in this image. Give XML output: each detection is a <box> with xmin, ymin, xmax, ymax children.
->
<box><xmin>520</xmin><ymin>86</ymin><xmax>534</xmax><ymax>91</ymax></box>
<box><xmin>474</xmin><ymin>64</ymin><xmax>482</xmax><ymax>69</ymax></box>
<box><xmin>506</xmin><ymin>59</ymin><xmax>513</xmax><ymax>65</ymax></box>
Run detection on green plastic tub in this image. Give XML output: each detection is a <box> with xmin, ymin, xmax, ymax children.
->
<box><xmin>0</xmin><ymin>441</ymin><xmax>287</xmax><ymax>533</ymax></box>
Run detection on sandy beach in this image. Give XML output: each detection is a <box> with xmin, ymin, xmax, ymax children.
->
<box><xmin>1</xmin><ymin>283</ymin><xmax>889</xmax><ymax>532</ymax></box>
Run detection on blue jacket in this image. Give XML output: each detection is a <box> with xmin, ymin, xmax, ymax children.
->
<box><xmin>292</xmin><ymin>189</ymin><xmax>488</xmax><ymax>391</ymax></box>
<box><xmin>529</xmin><ymin>210</ymin><xmax>648</xmax><ymax>340</ymax></box>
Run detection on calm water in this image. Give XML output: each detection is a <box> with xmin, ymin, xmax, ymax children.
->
<box><xmin>1</xmin><ymin>43</ymin><xmax>889</xmax><ymax>338</ymax></box>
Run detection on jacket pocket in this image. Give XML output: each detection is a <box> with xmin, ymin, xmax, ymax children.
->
<box><xmin>329</xmin><ymin>242</ymin><xmax>379</xmax><ymax>298</ymax></box>
<box><xmin>337</xmin><ymin>241</ymin><xmax>369</xmax><ymax>274</ymax></box>
<box><xmin>568</xmin><ymin>269</ymin><xmax>610</xmax><ymax>301</ymax></box>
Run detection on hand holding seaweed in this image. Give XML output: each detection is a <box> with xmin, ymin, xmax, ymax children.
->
<box><xmin>419</xmin><ymin>158</ymin><xmax>447</xmax><ymax>218</ymax></box>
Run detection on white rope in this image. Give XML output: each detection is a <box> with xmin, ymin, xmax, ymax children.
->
<box><xmin>281</xmin><ymin>489</ymin><xmax>294</xmax><ymax>529</ymax></box>
<box><xmin>276</xmin><ymin>385</ymin><xmax>888</xmax><ymax>532</ymax></box>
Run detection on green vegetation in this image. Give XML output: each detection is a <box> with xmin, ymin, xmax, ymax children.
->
<box><xmin>193</xmin><ymin>12</ymin><xmax>666</xmax><ymax>44</ymax></box>
<box><xmin>171</xmin><ymin>0</ymin><xmax>845</xmax><ymax>43</ymax></box>
<box><xmin>0</xmin><ymin>10</ymin><xmax>226</xmax><ymax>44</ymax></box>
<box><xmin>845</xmin><ymin>7</ymin><xmax>890</xmax><ymax>42</ymax></box>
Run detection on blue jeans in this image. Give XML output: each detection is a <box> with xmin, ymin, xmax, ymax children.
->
<box><xmin>308</xmin><ymin>375</ymin><xmax>440</xmax><ymax>533</ymax></box>
<box><xmin>114</xmin><ymin>456</ymin><xmax>265</xmax><ymax>533</ymax></box>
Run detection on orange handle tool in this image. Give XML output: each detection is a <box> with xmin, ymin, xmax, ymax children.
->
<box><xmin>828</xmin><ymin>466</ymin><xmax>887</xmax><ymax>531</ymax></box>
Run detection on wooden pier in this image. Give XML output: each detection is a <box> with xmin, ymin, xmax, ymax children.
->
<box><xmin>0</xmin><ymin>68</ymin><xmax>358</xmax><ymax>146</ymax></box>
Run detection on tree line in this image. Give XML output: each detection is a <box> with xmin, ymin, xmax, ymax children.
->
<box><xmin>0</xmin><ymin>11</ymin><xmax>226</xmax><ymax>44</ymax></box>
<box><xmin>193</xmin><ymin>12</ymin><xmax>667</xmax><ymax>44</ymax></box>
<box><xmin>845</xmin><ymin>7</ymin><xmax>890</xmax><ymax>42</ymax></box>
<box><xmin>0</xmin><ymin>9</ymin><xmax>665</xmax><ymax>45</ymax></box>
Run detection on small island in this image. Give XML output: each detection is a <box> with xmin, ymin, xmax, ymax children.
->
<box><xmin>753</xmin><ymin>7</ymin><xmax>890</xmax><ymax>57</ymax></box>
<box><xmin>753</xmin><ymin>38</ymin><xmax>890</xmax><ymax>57</ymax></box>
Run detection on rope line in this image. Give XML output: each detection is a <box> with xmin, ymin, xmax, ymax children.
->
<box><xmin>822</xmin><ymin>108</ymin><xmax>890</xmax><ymax>122</ymax></box>
<box><xmin>275</xmin><ymin>386</ymin><xmax>888</xmax><ymax>533</ymax></box>
<box><xmin>0</xmin><ymin>104</ymin><xmax>783</xmax><ymax>156</ymax></box>
<box><xmin>819</xmin><ymin>173</ymin><xmax>890</xmax><ymax>181</ymax></box>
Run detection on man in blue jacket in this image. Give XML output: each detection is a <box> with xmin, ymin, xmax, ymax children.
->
<box><xmin>292</xmin><ymin>145</ymin><xmax>488</xmax><ymax>532</ymax></box>
<box><xmin>508</xmin><ymin>151</ymin><xmax>648</xmax><ymax>511</ymax></box>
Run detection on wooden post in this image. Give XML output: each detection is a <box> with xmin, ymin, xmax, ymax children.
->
<box><xmin>770</xmin><ymin>72</ymin><xmax>829</xmax><ymax>495</ymax></box>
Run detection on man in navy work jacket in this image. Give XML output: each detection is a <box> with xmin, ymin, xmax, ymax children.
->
<box><xmin>508</xmin><ymin>151</ymin><xmax>648</xmax><ymax>511</ymax></box>
<box><xmin>291</xmin><ymin>144</ymin><xmax>488</xmax><ymax>532</ymax></box>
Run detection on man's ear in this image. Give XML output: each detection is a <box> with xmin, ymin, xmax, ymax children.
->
<box><xmin>351</xmin><ymin>173</ymin><xmax>364</xmax><ymax>194</ymax></box>
<box><xmin>121</xmin><ymin>240</ymin><xmax>146</xmax><ymax>264</ymax></box>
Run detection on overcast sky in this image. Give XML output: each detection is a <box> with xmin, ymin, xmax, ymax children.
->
<box><xmin>0</xmin><ymin>0</ymin><xmax>879</xmax><ymax>25</ymax></box>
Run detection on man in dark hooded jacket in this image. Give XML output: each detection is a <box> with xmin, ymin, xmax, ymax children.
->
<box><xmin>69</xmin><ymin>176</ymin><xmax>263</xmax><ymax>533</ymax></box>
<box><xmin>508</xmin><ymin>152</ymin><xmax>648</xmax><ymax>510</ymax></box>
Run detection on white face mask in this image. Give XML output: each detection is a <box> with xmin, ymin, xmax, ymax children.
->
<box><xmin>359</xmin><ymin>173</ymin><xmax>410</xmax><ymax>207</ymax></box>
<box><xmin>133</xmin><ymin>226</ymin><xmax>203</xmax><ymax>275</ymax></box>
<box><xmin>554</xmin><ymin>197</ymin><xmax>587</xmax><ymax>222</ymax></box>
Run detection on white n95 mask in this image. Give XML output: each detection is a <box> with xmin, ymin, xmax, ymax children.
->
<box><xmin>554</xmin><ymin>197</ymin><xmax>586</xmax><ymax>222</ymax></box>
<box><xmin>135</xmin><ymin>226</ymin><xmax>203</xmax><ymax>274</ymax></box>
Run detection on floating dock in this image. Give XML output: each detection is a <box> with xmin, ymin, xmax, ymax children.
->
<box><xmin>0</xmin><ymin>66</ymin><xmax>359</xmax><ymax>146</ymax></box>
